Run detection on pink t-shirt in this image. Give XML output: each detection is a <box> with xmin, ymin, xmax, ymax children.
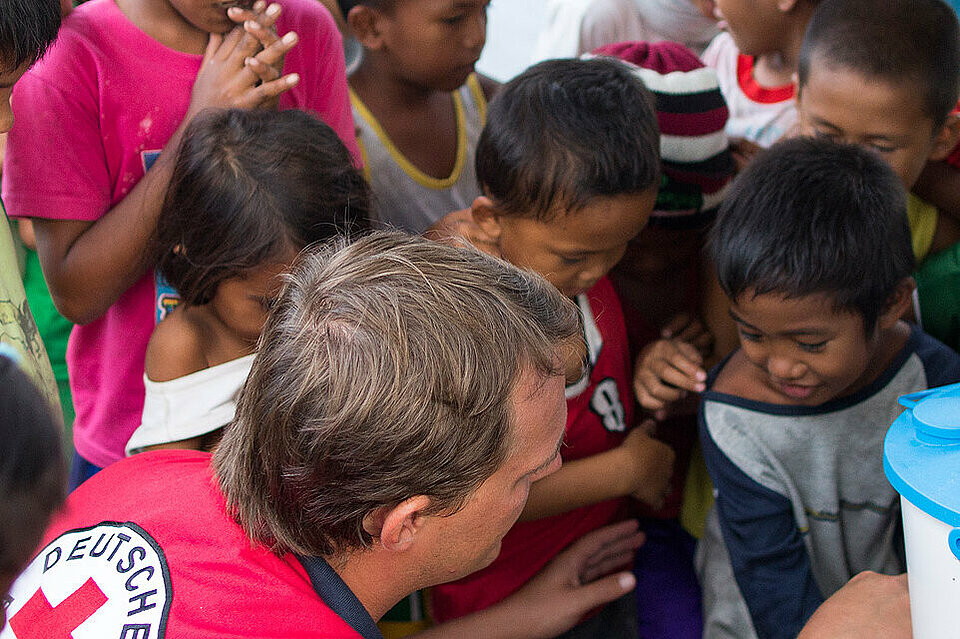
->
<box><xmin>2</xmin><ymin>0</ymin><xmax>358</xmax><ymax>469</ymax></box>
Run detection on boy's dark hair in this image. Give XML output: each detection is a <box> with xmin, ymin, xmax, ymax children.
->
<box><xmin>154</xmin><ymin>109</ymin><xmax>371</xmax><ymax>306</ymax></box>
<box><xmin>710</xmin><ymin>137</ymin><xmax>915</xmax><ymax>330</ymax></box>
<box><xmin>0</xmin><ymin>0</ymin><xmax>60</xmax><ymax>71</ymax></box>
<box><xmin>0</xmin><ymin>356</ymin><xmax>65</xmax><ymax>578</ymax></box>
<box><xmin>476</xmin><ymin>57</ymin><xmax>660</xmax><ymax>220</ymax></box>
<box><xmin>798</xmin><ymin>0</ymin><xmax>960</xmax><ymax>126</ymax></box>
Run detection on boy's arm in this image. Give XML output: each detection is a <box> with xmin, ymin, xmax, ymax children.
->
<box><xmin>27</xmin><ymin>27</ymin><xmax>297</xmax><ymax>325</ymax></box>
<box><xmin>700</xmin><ymin>411</ymin><xmax>824</xmax><ymax>639</ymax></box>
<box><xmin>519</xmin><ymin>425</ymin><xmax>675</xmax><ymax>521</ymax></box>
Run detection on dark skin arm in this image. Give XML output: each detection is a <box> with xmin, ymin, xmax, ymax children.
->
<box><xmin>34</xmin><ymin>19</ymin><xmax>298</xmax><ymax>324</ymax></box>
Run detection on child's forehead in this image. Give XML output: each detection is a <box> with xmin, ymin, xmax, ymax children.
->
<box><xmin>801</xmin><ymin>59</ymin><xmax>929</xmax><ymax>117</ymax></box>
<box><xmin>731</xmin><ymin>289</ymin><xmax>864</xmax><ymax>330</ymax></box>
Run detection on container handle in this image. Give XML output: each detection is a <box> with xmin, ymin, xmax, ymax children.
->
<box><xmin>899</xmin><ymin>382</ymin><xmax>960</xmax><ymax>409</ymax></box>
<box><xmin>950</xmin><ymin>529</ymin><xmax>960</xmax><ymax>562</ymax></box>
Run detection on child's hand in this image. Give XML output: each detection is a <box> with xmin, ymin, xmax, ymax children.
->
<box><xmin>618</xmin><ymin>422</ymin><xmax>675</xmax><ymax>509</ymax></box>
<box><xmin>503</xmin><ymin>520</ymin><xmax>645</xmax><ymax>637</ymax></box>
<box><xmin>227</xmin><ymin>2</ymin><xmax>294</xmax><ymax>110</ymax></box>
<box><xmin>660</xmin><ymin>312</ymin><xmax>714</xmax><ymax>358</ymax></box>
<box><xmin>188</xmin><ymin>25</ymin><xmax>298</xmax><ymax>117</ymax></box>
<box><xmin>634</xmin><ymin>338</ymin><xmax>707</xmax><ymax>420</ymax></box>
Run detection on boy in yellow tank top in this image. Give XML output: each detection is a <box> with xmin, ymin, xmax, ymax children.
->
<box><xmin>343</xmin><ymin>0</ymin><xmax>498</xmax><ymax>233</ymax></box>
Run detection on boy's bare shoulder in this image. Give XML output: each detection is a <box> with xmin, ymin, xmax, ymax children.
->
<box><xmin>144</xmin><ymin>306</ymin><xmax>211</xmax><ymax>382</ymax></box>
<box><xmin>711</xmin><ymin>350</ymin><xmax>770</xmax><ymax>402</ymax></box>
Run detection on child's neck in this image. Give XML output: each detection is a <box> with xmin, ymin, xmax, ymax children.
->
<box><xmin>349</xmin><ymin>54</ymin><xmax>462</xmax><ymax>180</ymax></box>
<box><xmin>350</xmin><ymin>55</ymin><xmax>445</xmax><ymax>109</ymax></box>
<box><xmin>115</xmin><ymin>0</ymin><xmax>209</xmax><ymax>55</ymax></box>
<box><xmin>188</xmin><ymin>305</ymin><xmax>259</xmax><ymax>368</ymax></box>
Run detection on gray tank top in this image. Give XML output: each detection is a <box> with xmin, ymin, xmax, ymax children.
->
<box><xmin>350</xmin><ymin>74</ymin><xmax>487</xmax><ymax>234</ymax></box>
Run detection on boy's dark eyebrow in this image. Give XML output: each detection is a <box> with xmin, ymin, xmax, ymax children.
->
<box><xmin>728</xmin><ymin>308</ymin><xmax>831</xmax><ymax>337</ymax></box>
<box><xmin>728</xmin><ymin>308</ymin><xmax>756</xmax><ymax>330</ymax></box>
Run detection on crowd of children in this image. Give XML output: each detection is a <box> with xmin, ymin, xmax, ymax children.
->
<box><xmin>2</xmin><ymin>0</ymin><xmax>959</xmax><ymax>636</ymax></box>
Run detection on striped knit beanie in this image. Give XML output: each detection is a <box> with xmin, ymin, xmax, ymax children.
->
<box><xmin>590</xmin><ymin>41</ymin><xmax>735</xmax><ymax>229</ymax></box>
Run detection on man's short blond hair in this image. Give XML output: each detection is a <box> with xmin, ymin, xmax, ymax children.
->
<box><xmin>214</xmin><ymin>232</ymin><xmax>580</xmax><ymax>557</ymax></box>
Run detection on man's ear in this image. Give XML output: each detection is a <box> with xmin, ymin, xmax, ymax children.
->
<box><xmin>347</xmin><ymin>5</ymin><xmax>385</xmax><ymax>50</ymax></box>
<box><xmin>470</xmin><ymin>195</ymin><xmax>504</xmax><ymax>241</ymax></box>
<box><xmin>363</xmin><ymin>495</ymin><xmax>432</xmax><ymax>552</ymax></box>
<box><xmin>878</xmin><ymin>277</ymin><xmax>916</xmax><ymax>329</ymax></box>
<box><xmin>929</xmin><ymin>113</ymin><xmax>960</xmax><ymax>162</ymax></box>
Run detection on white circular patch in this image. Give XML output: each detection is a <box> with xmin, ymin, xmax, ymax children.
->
<box><xmin>1</xmin><ymin>522</ymin><xmax>171</xmax><ymax>639</ymax></box>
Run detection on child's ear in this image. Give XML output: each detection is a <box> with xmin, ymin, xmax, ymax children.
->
<box><xmin>347</xmin><ymin>5</ymin><xmax>385</xmax><ymax>50</ymax></box>
<box><xmin>470</xmin><ymin>195</ymin><xmax>504</xmax><ymax>241</ymax></box>
<box><xmin>363</xmin><ymin>495</ymin><xmax>432</xmax><ymax>552</ymax></box>
<box><xmin>878</xmin><ymin>277</ymin><xmax>916</xmax><ymax>329</ymax></box>
<box><xmin>928</xmin><ymin>114</ymin><xmax>960</xmax><ymax>162</ymax></box>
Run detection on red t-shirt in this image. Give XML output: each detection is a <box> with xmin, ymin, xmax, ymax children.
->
<box><xmin>1</xmin><ymin>451</ymin><xmax>366</xmax><ymax>639</ymax></box>
<box><xmin>431</xmin><ymin>277</ymin><xmax>635</xmax><ymax>621</ymax></box>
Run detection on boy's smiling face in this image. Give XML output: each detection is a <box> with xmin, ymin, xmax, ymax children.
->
<box><xmin>797</xmin><ymin>61</ymin><xmax>958</xmax><ymax>190</ymax></box>
<box><xmin>729</xmin><ymin>290</ymin><xmax>886</xmax><ymax>406</ymax></box>
<box><xmin>479</xmin><ymin>190</ymin><xmax>656</xmax><ymax>299</ymax></box>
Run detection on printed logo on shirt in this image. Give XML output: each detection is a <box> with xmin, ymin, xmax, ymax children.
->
<box><xmin>1</xmin><ymin>522</ymin><xmax>172</xmax><ymax>639</ymax></box>
<box><xmin>589</xmin><ymin>377</ymin><xmax>626</xmax><ymax>433</ymax></box>
<box><xmin>141</xmin><ymin>149</ymin><xmax>182</xmax><ymax>323</ymax></box>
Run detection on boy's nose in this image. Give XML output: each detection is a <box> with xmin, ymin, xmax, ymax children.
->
<box><xmin>766</xmin><ymin>354</ymin><xmax>805</xmax><ymax>381</ymax></box>
<box><xmin>464</xmin><ymin>11</ymin><xmax>486</xmax><ymax>51</ymax></box>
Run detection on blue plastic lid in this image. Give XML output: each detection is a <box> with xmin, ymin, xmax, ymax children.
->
<box><xmin>884</xmin><ymin>382</ymin><xmax>960</xmax><ymax>527</ymax></box>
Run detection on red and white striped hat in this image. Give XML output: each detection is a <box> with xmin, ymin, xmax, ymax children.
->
<box><xmin>590</xmin><ymin>41</ymin><xmax>735</xmax><ymax>229</ymax></box>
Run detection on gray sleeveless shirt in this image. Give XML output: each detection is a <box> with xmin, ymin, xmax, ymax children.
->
<box><xmin>350</xmin><ymin>74</ymin><xmax>487</xmax><ymax>234</ymax></box>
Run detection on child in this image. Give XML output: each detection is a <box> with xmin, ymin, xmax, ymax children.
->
<box><xmin>795</xmin><ymin>0</ymin><xmax>960</xmax><ymax>350</ymax></box>
<box><xmin>0</xmin><ymin>0</ymin><xmax>61</xmax><ymax>412</ymax></box>
<box><xmin>0</xmin><ymin>355</ymin><xmax>66</xmax><ymax>625</ymax></box>
<box><xmin>3</xmin><ymin>0</ymin><xmax>358</xmax><ymax>487</ymax></box>
<box><xmin>701</xmin><ymin>0</ymin><xmax>817</xmax><ymax>154</ymax></box>
<box><xmin>591</xmin><ymin>39</ymin><xmax>736</xmax><ymax>639</ymax></box>
<box><xmin>698</xmin><ymin>137</ymin><xmax>960</xmax><ymax>639</ymax></box>
<box><xmin>125</xmin><ymin>108</ymin><xmax>370</xmax><ymax>455</ymax></box>
<box><xmin>534</xmin><ymin>0</ymin><xmax>720</xmax><ymax>60</ymax></box>
<box><xmin>431</xmin><ymin>57</ymin><xmax>674</xmax><ymax>637</ymax></box>
<box><xmin>344</xmin><ymin>0</ymin><xmax>497</xmax><ymax>234</ymax></box>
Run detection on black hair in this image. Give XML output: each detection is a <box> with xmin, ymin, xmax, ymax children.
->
<box><xmin>154</xmin><ymin>109</ymin><xmax>371</xmax><ymax>306</ymax></box>
<box><xmin>0</xmin><ymin>356</ymin><xmax>65</xmax><ymax>577</ymax></box>
<box><xmin>0</xmin><ymin>0</ymin><xmax>60</xmax><ymax>71</ymax></box>
<box><xmin>709</xmin><ymin>137</ymin><xmax>915</xmax><ymax>330</ymax></box>
<box><xmin>476</xmin><ymin>57</ymin><xmax>660</xmax><ymax>220</ymax></box>
<box><xmin>798</xmin><ymin>0</ymin><xmax>960</xmax><ymax>126</ymax></box>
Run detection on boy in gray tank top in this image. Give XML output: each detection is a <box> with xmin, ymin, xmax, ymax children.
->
<box><xmin>342</xmin><ymin>0</ymin><xmax>497</xmax><ymax>234</ymax></box>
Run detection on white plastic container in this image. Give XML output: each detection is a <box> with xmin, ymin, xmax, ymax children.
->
<box><xmin>884</xmin><ymin>383</ymin><xmax>960</xmax><ymax>639</ymax></box>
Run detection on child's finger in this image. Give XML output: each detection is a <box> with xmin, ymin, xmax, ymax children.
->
<box><xmin>245</xmin><ymin>56</ymin><xmax>281</xmax><ymax>83</ymax></box>
<box><xmin>228</xmin><ymin>1</ymin><xmax>280</xmax><ymax>29</ymax></box>
<box><xmin>251</xmin><ymin>30</ymin><xmax>297</xmax><ymax>69</ymax></box>
<box><xmin>660</xmin><ymin>313</ymin><xmax>692</xmax><ymax>338</ymax></box>
<box><xmin>239</xmin><ymin>72</ymin><xmax>299</xmax><ymax>107</ymax></box>
<box><xmin>213</xmin><ymin>25</ymin><xmax>245</xmax><ymax>61</ymax></box>
<box><xmin>657</xmin><ymin>361</ymin><xmax>704</xmax><ymax>393</ymax></box>
<box><xmin>634</xmin><ymin>369</ymin><xmax>684</xmax><ymax>406</ymax></box>
<box><xmin>580</xmin><ymin>550</ymin><xmax>640</xmax><ymax>584</ymax></box>
<box><xmin>203</xmin><ymin>32</ymin><xmax>224</xmax><ymax>62</ymax></box>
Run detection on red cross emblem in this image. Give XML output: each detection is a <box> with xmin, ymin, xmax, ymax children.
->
<box><xmin>8</xmin><ymin>578</ymin><xmax>107</xmax><ymax>639</ymax></box>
